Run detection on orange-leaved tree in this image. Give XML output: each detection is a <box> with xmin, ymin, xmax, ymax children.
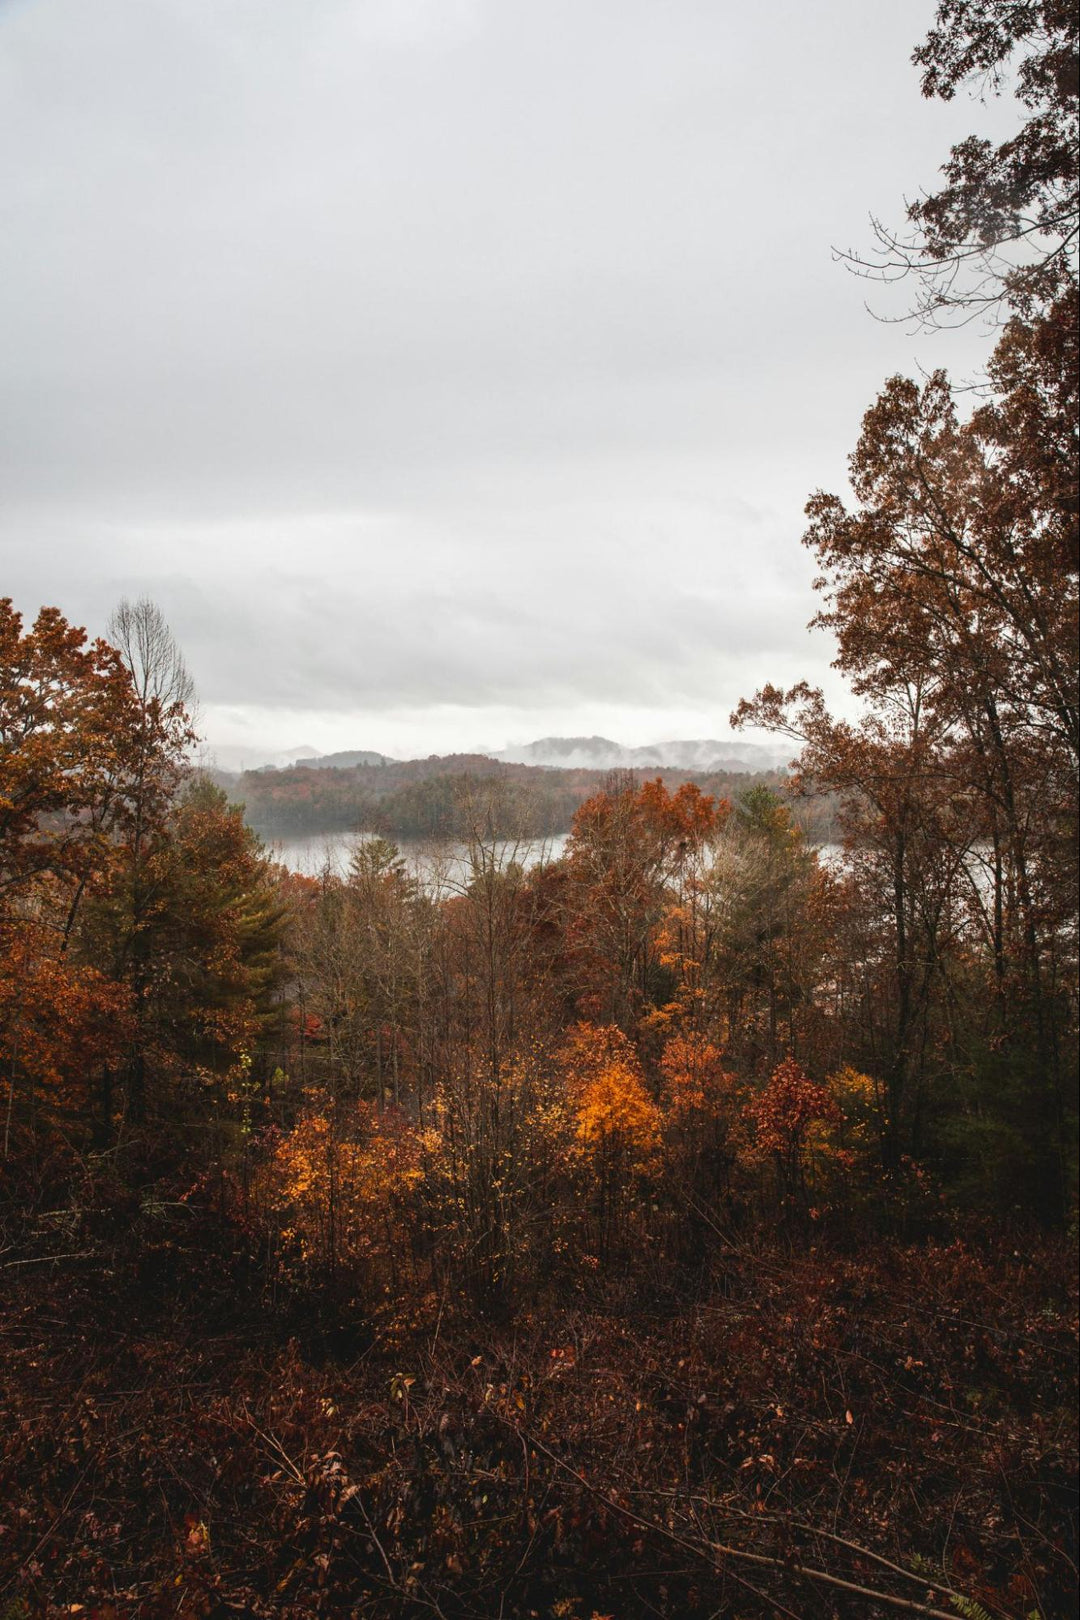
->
<box><xmin>657</xmin><ymin>1030</ymin><xmax>745</xmax><ymax>1251</ymax></box>
<box><xmin>744</xmin><ymin>1057</ymin><xmax>842</xmax><ymax>1212</ymax></box>
<box><xmin>259</xmin><ymin>1099</ymin><xmax>423</xmax><ymax>1296</ymax></box>
<box><xmin>559</xmin><ymin>1022</ymin><xmax>661</xmax><ymax>1258</ymax></box>
<box><xmin>0</xmin><ymin>599</ymin><xmax>148</xmax><ymax>1169</ymax></box>
<box><xmin>564</xmin><ymin>777</ymin><xmax>722</xmax><ymax>1030</ymax></box>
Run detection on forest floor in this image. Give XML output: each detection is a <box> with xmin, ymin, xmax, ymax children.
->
<box><xmin>0</xmin><ymin>1228</ymin><xmax>1076</xmax><ymax>1620</ymax></box>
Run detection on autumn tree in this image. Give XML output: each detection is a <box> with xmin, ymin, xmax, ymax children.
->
<box><xmin>76</xmin><ymin>775</ymin><xmax>288</xmax><ymax>1153</ymax></box>
<box><xmin>0</xmin><ymin>601</ymin><xmax>150</xmax><ymax>1170</ymax></box>
<box><xmin>412</xmin><ymin>780</ymin><xmax>570</xmax><ymax>1306</ymax></box>
<box><xmin>745</xmin><ymin>1057</ymin><xmax>842</xmax><ymax>1213</ymax></box>
<box><xmin>420</xmin><ymin>1042</ymin><xmax>573</xmax><ymax>1308</ymax></box>
<box><xmin>564</xmin><ymin>777</ymin><xmax>721</xmax><ymax>1030</ymax></box>
<box><xmin>559</xmin><ymin>1021</ymin><xmax>661</xmax><ymax>1260</ymax></box>
<box><xmin>0</xmin><ymin>599</ymin><xmax>148</xmax><ymax>909</ymax></box>
<box><xmin>259</xmin><ymin>1098</ymin><xmax>423</xmax><ymax>1298</ymax></box>
<box><xmin>703</xmin><ymin>786</ymin><xmax>831</xmax><ymax>1077</ymax></box>
<box><xmin>736</xmin><ymin>0</ymin><xmax>1078</xmax><ymax>1217</ymax></box>
<box><xmin>657</xmin><ymin>1030</ymin><xmax>746</xmax><ymax>1252</ymax></box>
<box><xmin>0</xmin><ymin>593</ymin><xmax>295</xmax><ymax>1182</ymax></box>
<box><xmin>444</xmin><ymin>777</ymin><xmax>550</xmax><ymax>1089</ymax></box>
<box><xmin>849</xmin><ymin>0</ymin><xmax>1078</xmax><ymax>323</ymax></box>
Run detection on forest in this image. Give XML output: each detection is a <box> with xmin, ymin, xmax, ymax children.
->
<box><xmin>220</xmin><ymin>753</ymin><xmax>832</xmax><ymax>844</ymax></box>
<box><xmin>1</xmin><ymin>3</ymin><xmax>1077</xmax><ymax>1617</ymax></box>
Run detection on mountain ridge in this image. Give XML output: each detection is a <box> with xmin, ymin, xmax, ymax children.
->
<box><xmin>210</xmin><ymin>735</ymin><xmax>791</xmax><ymax>775</ymax></box>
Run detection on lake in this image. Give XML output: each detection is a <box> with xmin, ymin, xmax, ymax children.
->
<box><xmin>265</xmin><ymin>830</ymin><xmax>570</xmax><ymax>890</ymax></box>
<box><xmin>265</xmin><ymin>830</ymin><xmax>843</xmax><ymax>887</ymax></box>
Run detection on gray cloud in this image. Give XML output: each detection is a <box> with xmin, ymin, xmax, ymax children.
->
<box><xmin>0</xmin><ymin>0</ymin><xmax>1018</xmax><ymax>755</ymax></box>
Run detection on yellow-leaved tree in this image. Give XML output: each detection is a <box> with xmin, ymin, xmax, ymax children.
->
<box><xmin>559</xmin><ymin>1023</ymin><xmax>661</xmax><ymax>1260</ymax></box>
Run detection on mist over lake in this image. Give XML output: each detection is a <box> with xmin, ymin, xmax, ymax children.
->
<box><xmin>267</xmin><ymin>829</ymin><xmax>570</xmax><ymax>886</ymax></box>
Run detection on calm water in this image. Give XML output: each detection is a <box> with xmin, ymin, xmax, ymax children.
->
<box><xmin>267</xmin><ymin>830</ymin><xmax>841</xmax><ymax>886</ymax></box>
<box><xmin>265</xmin><ymin>830</ymin><xmax>570</xmax><ymax>890</ymax></box>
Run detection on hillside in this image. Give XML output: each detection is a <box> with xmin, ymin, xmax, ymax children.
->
<box><xmin>211</xmin><ymin>735</ymin><xmax>791</xmax><ymax>775</ymax></box>
<box><xmin>214</xmin><ymin>753</ymin><xmax>839</xmax><ymax>844</ymax></box>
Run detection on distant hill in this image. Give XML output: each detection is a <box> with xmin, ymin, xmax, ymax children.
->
<box><xmin>204</xmin><ymin>745</ymin><xmax>395</xmax><ymax>772</ymax></box>
<box><xmin>294</xmin><ymin>749</ymin><xmax>396</xmax><ymax>770</ymax></box>
<box><xmin>495</xmin><ymin>735</ymin><xmax>791</xmax><ymax>772</ymax></box>
<box><xmin>207</xmin><ymin>735</ymin><xmax>791</xmax><ymax>774</ymax></box>
<box><xmin>212</xmin><ymin>746</ymin><xmax>837</xmax><ymax>846</ymax></box>
<box><xmin>203</xmin><ymin>742</ymin><xmax>322</xmax><ymax>773</ymax></box>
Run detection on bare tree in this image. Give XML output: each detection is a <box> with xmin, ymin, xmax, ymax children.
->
<box><xmin>109</xmin><ymin>596</ymin><xmax>196</xmax><ymax>720</ymax></box>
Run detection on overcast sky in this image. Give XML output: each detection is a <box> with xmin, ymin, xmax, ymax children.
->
<box><xmin>0</xmin><ymin>0</ymin><xmax>1016</xmax><ymax>765</ymax></box>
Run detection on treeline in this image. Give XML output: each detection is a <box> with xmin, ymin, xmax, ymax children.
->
<box><xmin>220</xmin><ymin>753</ymin><xmax>840</xmax><ymax>844</ymax></box>
<box><xmin>1</xmin><ymin>632</ymin><xmax>1076</xmax><ymax>1611</ymax></box>
<box><xmin>0</xmin><ymin>598</ymin><xmax>287</xmax><ymax>1165</ymax></box>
